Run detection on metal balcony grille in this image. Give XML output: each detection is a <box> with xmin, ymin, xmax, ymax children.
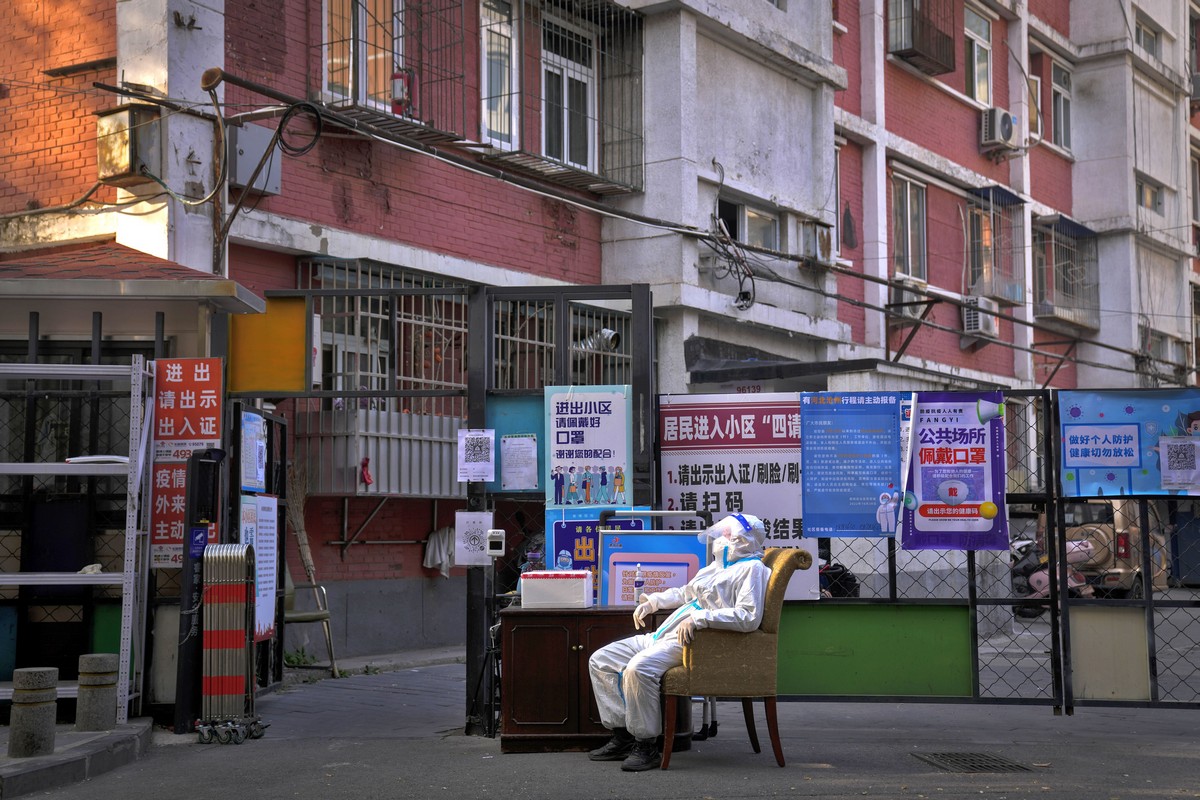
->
<box><xmin>1032</xmin><ymin>218</ymin><xmax>1100</xmax><ymax>332</ymax></box>
<box><xmin>296</xmin><ymin>258</ymin><xmax>470</xmax><ymax>497</ymax></box>
<box><xmin>483</xmin><ymin>0</ymin><xmax>644</xmax><ymax>193</ymax></box>
<box><xmin>888</xmin><ymin>0</ymin><xmax>956</xmax><ymax>76</ymax></box>
<box><xmin>320</xmin><ymin>0</ymin><xmax>468</xmax><ymax>144</ymax></box>
<box><xmin>967</xmin><ymin>187</ymin><xmax>1026</xmax><ymax>305</ymax></box>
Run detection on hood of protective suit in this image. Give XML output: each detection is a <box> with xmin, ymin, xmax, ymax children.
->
<box><xmin>697</xmin><ymin>513</ymin><xmax>766</xmax><ymax>566</ymax></box>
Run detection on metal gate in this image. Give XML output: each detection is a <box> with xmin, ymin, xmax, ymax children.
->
<box><xmin>790</xmin><ymin>388</ymin><xmax>1200</xmax><ymax>712</ymax></box>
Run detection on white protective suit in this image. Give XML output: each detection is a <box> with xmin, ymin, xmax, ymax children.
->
<box><xmin>588</xmin><ymin>514</ymin><xmax>771</xmax><ymax>740</ymax></box>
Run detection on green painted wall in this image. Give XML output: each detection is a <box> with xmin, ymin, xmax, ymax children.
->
<box><xmin>777</xmin><ymin>604</ymin><xmax>973</xmax><ymax>697</ymax></box>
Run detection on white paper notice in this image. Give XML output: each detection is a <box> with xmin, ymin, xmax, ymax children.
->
<box><xmin>501</xmin><ymin>434</ymin><xmax>538</xmax><ymax>490</ymax></box>
<box><xmin>454</xmin><ymin>510</ymin><xmax>495</xmax><ymax>567</ymax></box>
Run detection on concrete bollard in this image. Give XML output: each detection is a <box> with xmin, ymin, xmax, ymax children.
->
<box><xmin>75</xmin><ymin>653</ymin><xmax>119</xmax><ymax>732</ymax></box>
<box><xmin>7</xmin><ymin>667</ymin><xmax>58</xmax><ymax>758</ymax></box>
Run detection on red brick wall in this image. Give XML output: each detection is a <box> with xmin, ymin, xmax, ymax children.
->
<box><xmin>833</xmin><ymin>0</ymin><xmax>862</xmax><ymax>118</ymax></box>
<box><xmin>221</xmin><ymin>1</ymin><xmax>602</xmax><ymax>284</ymax></box>
<box><xmin>837</xmin><ymin>140</ymin><xmax>867</xmax><ymax>340</ymax></box>
<box><xmin>228</xmin><ymin>244</ymin><xmax>296</xmax><ymax>296</ymax></box>
<box><xmin>885</xmin><ymin>11</ymin><xmax>1012</xmax><ymax>183</ymax></box>
<box><xmin>287</xmin><ymin>496</ymin><xmax>467</xmax><ymax>584</ymax></box>
<box><xmin>1028</xmin><ymin>0</ymin><xmax>1070</xmax><ymax>39</ymax></box>
<box><xmin>1026</xmin><ymin>53</ymin><xmax>1072</xmax><ymax>213</ymax></box>
<box><xmin>885</xmin><ymin>173</ymin><xmax>1017</xmax><ymax>378</ymax></box>
<box><xmin>0</xmin><ymin>0</ymin><xmax>119</xmax><ymax>214</ymax></box>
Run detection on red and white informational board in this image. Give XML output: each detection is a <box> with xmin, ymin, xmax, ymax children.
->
<box><xmin>658</xmin><ymin>392</ymin><xmax>819</xmax><ymax>600</ymax></box>
<box><xmin>150</xmin><ymin>358</ymin><xmax>224</xmax><ymax>568</ymax></box>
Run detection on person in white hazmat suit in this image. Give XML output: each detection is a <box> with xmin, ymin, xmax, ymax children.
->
<box><xmin>587</xmin><ymin>513</ymin><xmax>771</xmax><ymax>771</ymax></box>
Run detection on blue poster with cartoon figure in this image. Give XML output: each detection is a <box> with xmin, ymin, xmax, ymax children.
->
<box><xmin>1059</xmin><ymin>389</ymin><xmax>1200</xmax><ymax>497</ymax></box>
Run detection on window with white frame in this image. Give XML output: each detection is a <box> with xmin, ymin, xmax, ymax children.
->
<box><xmin>1051</xmin><ymin>62</ymin><xmax>1072</xmax><ymax>150</ymax></box>
<box><xmin>325</xmin><ymin>0</ymin><xmax>404</xmax><ymax>109</ymax></box>
<box><xmin>964</xmin><ymin>6</ymin><xmax>992</xmax><ymax>105</ymax></box>
<box><xmin>833</xmin><ymin>145</ymin><xmax>842</xmax><ymax>255</ymax></box>
<box><xmin>1136</xmin><ymin>174</ymin><xmax>1165</xmax><ymax>215</ymax></box>
<box><xmin>481</xmin><ymin>0</ymin><xmax>517</xmax><ymax>148</ymax></box>
<box><xmin>717</xmin><ymin>198</ymin><xmax>780</xmax><ymax>251</ymax></box>
<box><xmin>892</xmin><ymin>174</ymin><xmax>927</xmax><ymax>281</ymax></box>
<box><xmin>542</xmin><ymin>19</ymin><xmax>596</xmax><ymax>172</ymax></box>
<box><xmin>1028</xmin><ymin>75</ymin><xmax>1042</xmax><ymax>139</ymax></box>
<box><xmin>1191</xmin><ymin>12</ymin><xmax>1199</xmax><ymax>75</ymax></box>
<box><xmin>1135</xmin><ymin>17</ymin><xmax>1161</xmax><ymax>60</ymax></box>
<box><xmin>1193</xmin><ymin>154</ymin><xmax>1200</xmax><ymax>255</ymax></box>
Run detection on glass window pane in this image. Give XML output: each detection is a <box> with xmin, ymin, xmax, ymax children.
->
<box><xmin>965</xmin><ymin>8</ymin><xmax>990</xmax><ymax>39</ymax></box>
<box><xmin>486</xmin><ymin>30</ymin><xmax>512</xmax><ymax>142</ymax></box>
<box><xmin>745</xmin><ymin>208</ymin><xmax>778</xmax><ymax>250</ymax></box>
<box><xmin>365</xmin><ymin>0</ymin><xmax>395</xmax><ymax>105</ymax></box>
<box><xmin>975</xmin><ymin>49</ymin><xmax>990</xmax><ymax>104</ymax></box>
<box><xmin>893</xmin><ymin>179</ymin><xmax>908</xmax><ymax>273</ymax></box>
<box><xmin>327</xmin><ymin>0</ymin><xmax>352</xmax><ymax>97</ymax></box>
<box><xmin>545</xmin><ymin>69</ymin><xmax>564</xmax><ymax>160</ymax></box>
<box><xmin>567</xmin><ymin>76</ymin><xmax>589</xmax><ymax>167</ymax></box>
<box><xmin>910</xmin><ymin>185</ymin><xmax>926</xmax><ymax>280</ymax></box>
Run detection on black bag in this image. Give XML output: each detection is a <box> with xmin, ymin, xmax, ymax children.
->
<box><xmin>820</xmin><ymin>563</ymin><xmax>859</xmax><ymax>598</ymax></box>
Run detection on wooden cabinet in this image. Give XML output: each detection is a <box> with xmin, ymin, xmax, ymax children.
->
<box><xmin>499</xmin><ymin>606</ymin><xmax>690</xmax><ymax>753</ymax></box>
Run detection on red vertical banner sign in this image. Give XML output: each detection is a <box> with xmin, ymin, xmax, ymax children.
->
<box><xmin>151</xmin><ymin>358</ymin><xmax>225</xmax><ymax>568</ymax></box>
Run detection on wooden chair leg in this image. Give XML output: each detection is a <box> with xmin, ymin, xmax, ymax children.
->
<box><xmin>322</xmin><ymin>619</ymin><xmax>338</xmax><ymax>678</ymax></box>
<box><xmin>764</xmin><ymin>696</ymin><xmax>784</xmax><ymax>767</ymax></box>
<box><xmin>741</xmin><ymin>698</ymin><xmax>760</xmax><ymax>753</ymax></box>
<box><xmin>661</xmin><ymin>695</ymin><xmax>678</xmax><ymax>770</ymax></box>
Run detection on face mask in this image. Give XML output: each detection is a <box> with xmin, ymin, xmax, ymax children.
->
<box><xmin>712</xmin><ymin>533</ymin><xmax>752</xmax><ymax>567</ymax></box>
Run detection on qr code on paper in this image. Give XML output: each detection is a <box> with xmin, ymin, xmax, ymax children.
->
<box><xmin>463</xmin><ymin>436</ymin><xmax>491</xmax><ymax>464</ymax></box>
<box><xmin>1166</xmin><ymin>442</ymin><xmax>1197</xmax><ymax>472</ymax></box>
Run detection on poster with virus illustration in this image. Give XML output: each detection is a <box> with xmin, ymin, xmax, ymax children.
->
<box><xmin>800</xmin><ymin>391</ymin><xmax>908</xmax><ymax>538</ymax></box>
<box><xmin>1059</xmin><ymin>389</ymin><xmax>1200</xmax><ymax>497</ymax></box>
<box><xmin>899</xmin><ymin>392</ymin><xmax>1008</xmax><ymax>550</ymax></box>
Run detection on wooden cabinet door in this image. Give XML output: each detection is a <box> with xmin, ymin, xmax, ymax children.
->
<box><xmin>501</xmin><ymin>617</ymin><xmax>576</xmax><ymax>735</ymax></box>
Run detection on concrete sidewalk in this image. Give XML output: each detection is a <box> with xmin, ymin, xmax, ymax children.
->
<box><xmin>0</xmin><ymin>646</ymin><xmax>465</xmax><ymax>798</ymax></box>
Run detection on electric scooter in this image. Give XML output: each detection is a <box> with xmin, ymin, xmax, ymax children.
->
<box><xmin>1011</xmin><ymin>536</ymin><xmax>1094</xmax><ymax>618</ymax></box>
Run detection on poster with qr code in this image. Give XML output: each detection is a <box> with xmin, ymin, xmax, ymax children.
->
<box><xmin>1158</xmin><ymin>437</ymin><xmax>1200</xmax><ymax>490</ymax></box>
<box><xmin>457</xmin><ymin>429</ymin><xmax>496</xmax><ymax>483</ymax></box>
<box><xmin>1059</xmin><ymin>389</ymin><xmax>1200</xmax><ymax>497</ymax></box>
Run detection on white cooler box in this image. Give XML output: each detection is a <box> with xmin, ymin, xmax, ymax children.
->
<box><xmin>520</xmin><ymin>570</ymin><xmax>593</xmax><ymax>608</ymax></box>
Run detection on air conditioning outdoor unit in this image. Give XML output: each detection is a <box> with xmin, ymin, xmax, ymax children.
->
<box><xmin>980</xmin><ymin>107</ymin><xmax>1020</xmax><ymax>151</ymax></box>
<box><xmin>962</xmin><ymin>295</ymin><xmax>1000</xmax><ymax>338</ymax></box>
<box><xmin>890</xmin><ymin>279</ymin><xmax>929</xmax><ymax>324</ymax></box>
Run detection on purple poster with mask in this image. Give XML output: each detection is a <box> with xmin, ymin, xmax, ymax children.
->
<box><xmin>899</xmin><ymin>391</ymin><xmax>1008</xmax><ymax>550</ymax></box>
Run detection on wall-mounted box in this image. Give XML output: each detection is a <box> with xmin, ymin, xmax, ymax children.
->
<box><xmin>96</xmin><ymin>104</ymin><xmax>161</xmax><ymax>187</ymax></box>
<box><xmin>227</xmin><ymin>122</ymin><xmax>281</xmax><ymax>195</ymax></box>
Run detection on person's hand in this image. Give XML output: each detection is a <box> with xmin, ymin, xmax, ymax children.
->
<box><xmin>633</xmin><ymin>594</ymin><xmax>654</xmax><ymax>629</ymax></box>
<box><xmin>675</xmin><ymin>616</ymin><xmax>698</xmax><ymax>645</ymax></box>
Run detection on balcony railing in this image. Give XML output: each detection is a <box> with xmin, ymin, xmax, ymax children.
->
<box><xmin>888</xmin><ymin>0</ymin><xmax>956</xmax><ymax>76</ymax></box>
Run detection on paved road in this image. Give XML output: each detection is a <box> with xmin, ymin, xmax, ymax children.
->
<box><xmin>25</xmin><ymin>662</ymin><xmax>1200</xmax><ymax>800</ymax></box>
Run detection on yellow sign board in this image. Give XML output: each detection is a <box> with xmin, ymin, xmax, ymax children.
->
<box><xmin>228</xmin><ymin>297</ymin><xmax>308</xmax><ymax>393</ymax></box>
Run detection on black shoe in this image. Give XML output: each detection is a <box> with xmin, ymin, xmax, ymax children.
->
<box><xmin>707</xmin><ymin>720</ymin><xmax>718</xmax><ymax>738</ymax></box>
<box><xmin>620</xmin><ymin>739</ymin><xmax>661</xmax><ymax>772</ymax></box>
<box><xmin>589</xmin><ymin>729</ymin><xmax>635</xmax><ymax>761</ymax></box>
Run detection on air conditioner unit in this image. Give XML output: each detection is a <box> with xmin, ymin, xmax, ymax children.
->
<box><xmin>799</xmin><ymin>220</ymin><xmax>833</xmax><ymax>265</ymax></box>
<box><xmin>890</xmin><ymin>279</ymin><xmax>929</xmax><ymax>324</ymax></box>
<box><xmin>962</xmin><ymin>295</ymin><xmax>1000</xmax><ymax>337</ymax></box>
<box><xmin>980</xmin><ymin>107</ymin><xmax>1020</xmax><ymax>151</ymax></box>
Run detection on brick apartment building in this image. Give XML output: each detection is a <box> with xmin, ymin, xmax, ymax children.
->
<box><xmin>1</xmin><ymin>0</ymin><xmax>1198</xmax><ymax>680</ymax></box>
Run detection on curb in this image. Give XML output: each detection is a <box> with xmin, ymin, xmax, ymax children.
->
<box><xmin>0</xmin><ymin>719</ymin><xmax>153</xmax><ymax>799</ymax></box>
